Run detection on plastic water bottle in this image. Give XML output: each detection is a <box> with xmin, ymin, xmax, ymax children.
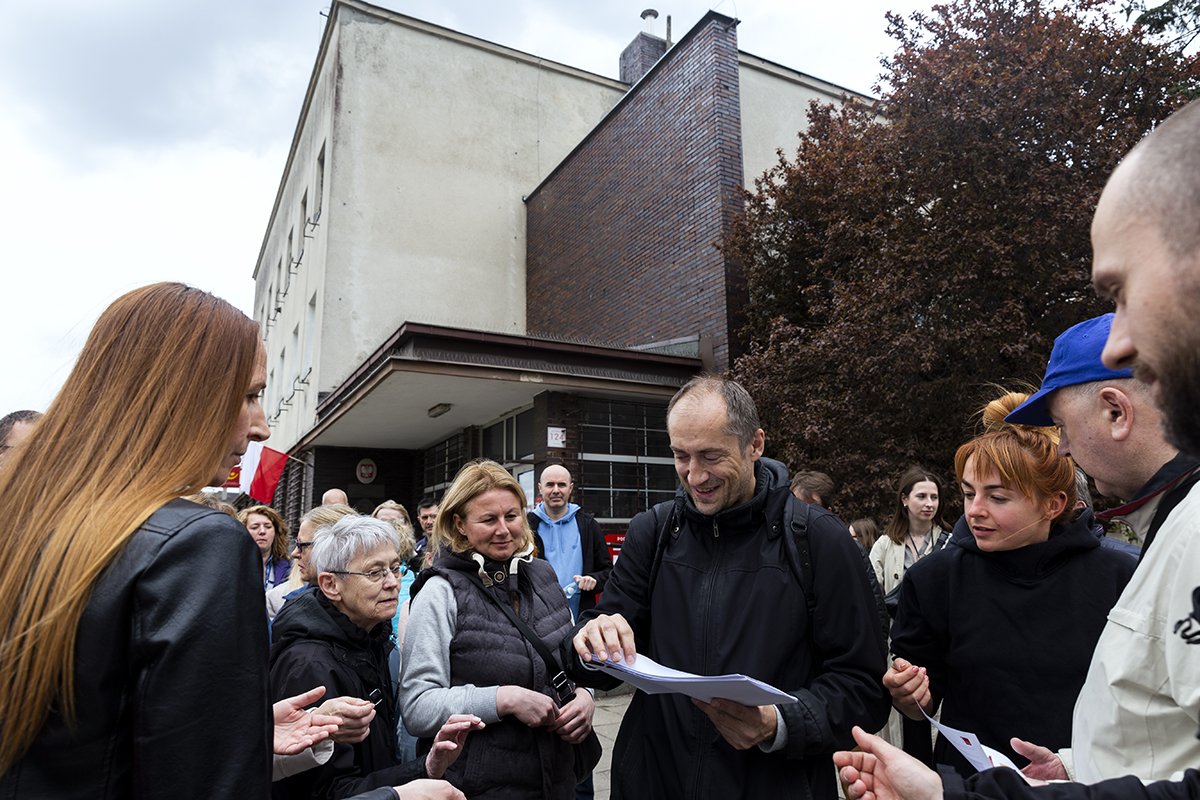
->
<box><xmin>562</xmin><ymin>582</ymin><xmax>578</xmax><ymax>599</ymax></box>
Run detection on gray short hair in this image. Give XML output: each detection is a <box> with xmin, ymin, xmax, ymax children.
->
<box><xmin>667</xmin><ymin>375</ymin><xmax>761</xmax><ymax>447</ymax></box>
<box><xmin>1074</xmin><ymin>467</ymin><xmax>1093</xmax><ymax>510</ymax></box>
<box><xmin>310</xmin><ymin>515</ymin><xmax>402</xmax><ymax>575</ymax></box>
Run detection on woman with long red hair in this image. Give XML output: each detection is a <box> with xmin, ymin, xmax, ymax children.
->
<box><xmin>0</xmin><ymin>283</ymin><xmax>274</xmax><ymax>796</ymax></box>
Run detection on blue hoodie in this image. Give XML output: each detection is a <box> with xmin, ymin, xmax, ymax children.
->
<box><xmin>531</xmin><ymin>502</ymin><xmax>584</xmax><ymax>619</ymax></box>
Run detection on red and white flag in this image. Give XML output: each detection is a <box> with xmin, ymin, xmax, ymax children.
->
<box><xmin>238</xmin><ymin>441</ymin><xmax>288</xmax><ymax>503</ymax></box>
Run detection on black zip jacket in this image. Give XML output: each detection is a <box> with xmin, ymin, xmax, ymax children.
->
<box><xmin>0</xmin><ymin>498</ymin><xmax>272</xmax><ymax>799</ymax></box>
<box><xmin>564</xmin><ymin>458</ymin><xmax>890</xmax><ymax>799</ymax></box>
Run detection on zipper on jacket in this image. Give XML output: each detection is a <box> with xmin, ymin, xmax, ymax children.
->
<box><xmin>692</xmin><ymin>523</ymin><xmax>725</xmax><ymax>795</ymax></box>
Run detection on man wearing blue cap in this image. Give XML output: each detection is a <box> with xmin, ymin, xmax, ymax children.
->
<box><xmin>1005</xmin><ymin>314</ymin><xmax>1200</xmax><ymax>554</ymax></box>
<box><xmin>833</xmin><ymin>99</ymin><xmax>1200</xmax><ymax>799</ymax></box>
<box><xmin>998</xmin><ymin>313</ymin><xmax>1200</xmax><ymax>783</ymax></box>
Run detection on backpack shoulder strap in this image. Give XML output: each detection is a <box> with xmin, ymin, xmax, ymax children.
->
<box><xmin>783</xmin><ymin>497</ymin><xmax>816</xmax><ymax>618</ymax></box>
<box><xmin>646</xmin><ymin>495</ymin><xmax>684</xmax><ymax>599</ymax></box>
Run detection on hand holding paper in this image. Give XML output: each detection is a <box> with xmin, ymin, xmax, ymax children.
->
<box><xmin>573</xmin><ymin>612</ymin><xmax>637</xmax><ymax>664</ymax></box>
<box><xmin>883</xmin><ymin>658</ymin><xmax>932</xmax><ymax>721</ymax></box>
<box><xmin>585</xmin><ymin>651</ymin><xmax>796</xmax><ymax>706</ymax></box>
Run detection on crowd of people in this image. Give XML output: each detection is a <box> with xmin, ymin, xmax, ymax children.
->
<box><xmin>0</xmin><ymin>100</ymin><xmax>1197</xmax><ymax>800</ymax></box>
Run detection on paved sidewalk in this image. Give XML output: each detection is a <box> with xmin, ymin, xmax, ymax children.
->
<box><xmin>591</xmin><ymin>686</ymin><xmax>633</xmax><ymax>800</ymax></box>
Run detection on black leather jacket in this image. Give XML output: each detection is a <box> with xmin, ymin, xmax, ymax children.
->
<box><xmin>0</xmin><ymin>498</ymin><xmax>272</xmax><ymax>799</ymax></box>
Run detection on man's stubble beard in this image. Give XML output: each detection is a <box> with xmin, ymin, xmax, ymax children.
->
<box><xmin>1155</xmin><ymin>336</ymin><xmax>1200</xmax><ymax>457</ymax></box>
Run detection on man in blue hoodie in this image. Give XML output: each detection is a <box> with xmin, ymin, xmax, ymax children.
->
<box><xmin>528</xmin><ymin>464</ymin><xmax>613</xmax><ymax>621</ymax></box>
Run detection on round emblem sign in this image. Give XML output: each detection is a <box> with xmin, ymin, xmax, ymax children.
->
<box><xmin>355</xmin><ymin>458</ymin><xmax>377</xmax><ymax>484</ymax></box>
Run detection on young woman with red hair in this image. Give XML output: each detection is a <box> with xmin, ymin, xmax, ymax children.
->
<box><xmin>883</xmin><ymin>392</ymin><xmax>1136</xmax><ymax>778</ymax></box>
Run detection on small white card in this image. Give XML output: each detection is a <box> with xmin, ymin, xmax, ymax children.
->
<box><xmin>918</xmin><ymin>706</ymin><xmax>1022</xmax><ymax>775</ymax></box>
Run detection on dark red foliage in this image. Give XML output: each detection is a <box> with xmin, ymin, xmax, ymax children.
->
<box><xmin>727</xmin><ymin>0</ymin><xmax>1200</xmax><ymax>522</ymax></box>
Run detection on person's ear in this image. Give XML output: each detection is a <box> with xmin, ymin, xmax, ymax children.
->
<box><xmin>1044</xmin><ymin>491</ymin><xmax>1069</xmax><ymax>521</ymax></box>
<box><xmin>748</xmin><ymin>428</ymin><xmax>765</xmax><ymax>460</ymax></box>
<box><xmin>317</xmin><ymin>572</ymin><xmax>340</xmax><ymax>601</ymax></box>
<box><xmin>1099</xmin><ymin>387</ymin><xmax>1134</xmax><ymax>442</ymax></box>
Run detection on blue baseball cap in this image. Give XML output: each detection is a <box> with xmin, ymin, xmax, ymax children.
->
<box><xmin>1005</xmin><ymin>314</ymin><xmax>1134</xmax><ymax>426</ymax></box>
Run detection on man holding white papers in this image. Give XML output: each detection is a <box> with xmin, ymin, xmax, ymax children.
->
<box><xmin>564</xmin><ymin>376</ymin><xmax>890</xmax><ymax>799</ymax></box>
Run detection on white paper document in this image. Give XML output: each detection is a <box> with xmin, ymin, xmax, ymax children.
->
<box><xmin>918</xmin><ymin>706</ymin><xmax>1022</xmax><ymax>775</ymax></box>
<box><xmin>585</xmin><ymin>652</ymin><xmax>797</xmax><ymax>706</ymax></box>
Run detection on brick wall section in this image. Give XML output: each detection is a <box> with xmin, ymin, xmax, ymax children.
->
<box><xmin>619</xmin><ymin>32</ymin><xmax>667</xmax><ymax>83</ymax></box>
<box><xmin>526</xmin><ymin>12</ymin><xmax>745</xmax><ymax>371</ymax></box>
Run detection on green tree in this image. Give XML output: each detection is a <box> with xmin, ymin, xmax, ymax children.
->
<box><xmin>1126</xmin><ymin>0</ymin><xmax>1200</xmax><ymax>51</ymax></box>
<box><xmin>728</xmin><ymin>0</ymin><xmax>1199</xmax><ymax>520</ymax></box>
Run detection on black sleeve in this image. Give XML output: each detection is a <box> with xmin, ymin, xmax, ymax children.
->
<box><xmin>777</xmin><ymin>510</ymin><xmax>892</xmax><ymax>756</ymax></box>
<box><xmin>270</xmin><ymin>645</ymin><xmax>427</xmax><ymax>799</ymax></box>
<box><xmin>947</xmin><ymin>767</ymin><xmax>1200</xmax><ymax>800</ymax></box>
<box><xmin>888</xmin><ymin>555</ymin><xmax>950</xmax><ymax>708</ymax></box>
<box><xmin>561</xmin><ymin>507</ymin><xmax>661</xmax><ymax>690</ymax></box>
<box><xmin>580</xmin><ymin>513</ymin><xmax>614</xmax><ymax>592</ymax></box>
<box><xmin>135</xmin><ymin>515</ymin><xmax>272</xmax><ymax>798</ymax></box>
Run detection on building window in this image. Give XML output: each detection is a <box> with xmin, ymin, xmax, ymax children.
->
<box><xmin>315</xmin><ymin>143</ymin><xmax>325</xmax><ymax>220</ymax></box>
<box><xmin>423</xmin><ymin>433</ymin><xmax>466</xmax><ymax>496</ymax></box>
<box><xmin>481</xmin><ymin>408</ymin><xmax>534</xmax><ymax>466</ymax></box>
<box><xmin>578</xmin><ymin>399</ymin><xmax>676</xmax><ymax>521</ymax></box>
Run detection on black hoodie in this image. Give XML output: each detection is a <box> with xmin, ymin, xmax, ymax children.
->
<box><xmin>890</xmin><ymin>512</ymin><xmax>1136</xmax><ymax>778</ymax></box>
<box><xmin>270</xmin><ymin>589</ymin><xmax>424</xmax><ymax>799</ymax></box>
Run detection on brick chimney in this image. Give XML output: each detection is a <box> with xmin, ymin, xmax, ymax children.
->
<box><xmin>619</xmin><ymin>9</ymin><xmax>668</xmax><ymax>84</ymax></box>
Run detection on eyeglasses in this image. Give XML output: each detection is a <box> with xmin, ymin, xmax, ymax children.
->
<box><xmin>291</xmin><ymin>539</ymin><xmax>315</xmax><ymax>551</ymax></box>
<box><xmin>331</xmin><ymin>564</ymin><xmax>406</xmax><ymax>583</ymax></box>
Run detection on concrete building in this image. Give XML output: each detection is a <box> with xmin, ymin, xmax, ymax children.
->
<box><xmin>253</xmin><ymin>0</ymin><xmax>868</xmax><ymax>542</ymax></box>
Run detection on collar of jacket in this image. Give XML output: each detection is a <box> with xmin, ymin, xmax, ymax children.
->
<box><xmin>269</xmin><ymin>586</ymin><xmax>393</xmax><ymax>665</ymax></box>
<box><xmin>1096</xmin><ymin>451</ymin><xmax>1200</xmax><ymax>521</ymax></box>
<box><xmin>677</xmin><ymin>457</ymin><xmax>790</xmax><ymax>534</ymax></box>
<box><xmin>949</xmin><ymin>510</ymin><xmax>1100</xmax><ymax>581</ymax></box>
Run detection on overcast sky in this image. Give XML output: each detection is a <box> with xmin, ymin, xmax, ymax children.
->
<box><xmin>0</xmin><ymin>0</ymin><xmax>925</xmax><ymax>414</ymax></box>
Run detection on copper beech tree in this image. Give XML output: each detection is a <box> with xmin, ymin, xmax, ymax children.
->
<box><xmin>727</xmin><ymin>0</ymin><xmax>1199</xmax><ymax>520</ymax></box>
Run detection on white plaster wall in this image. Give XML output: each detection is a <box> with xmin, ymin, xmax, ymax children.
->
<box><xmin>318</xmin><ymin>7</ymin><xmax>626</xmax><ymax>398</ymax></box>
<box><xmin>738</xmin><ymin>54</ymin><xmax>872</xmax><ymax>187</ymax></box>
<box><xmin>253</xmin><ymin>5</ymin><xmax>625</xmax><ymax>451</ymax></box>
<box><xmin>252</xmin><ymin>24</ymin><xmax>339</xmax><ymax>450</ymax></box>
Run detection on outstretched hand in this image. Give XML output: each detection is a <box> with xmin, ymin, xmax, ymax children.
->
<box><xmin>834</xmin><ymin>726</ymin><xmax>944</xmax><ymax>800</ymax></box>
<box><xmin>393</xmin><ymin>778</ymin><xmax>467</xmax><ymax>799</ymax></box>
<box><xmin>424</xmin><ymin>714</ymin><xmax>485</xmax><ymax>779</ymax></box>
<box><xmin>1012</xmin><ymin>737</ymin><xmax>1068</xmax><ymax>781</ymax></box>
<box><xmin>272</xmin><ymin>685</ymin><xmax>342</xmax><ymax>755</ymax></box>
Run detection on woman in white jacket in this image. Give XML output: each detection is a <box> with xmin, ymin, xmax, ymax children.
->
<box><xmin>870</xmin><ymin>466</ymin><xmax>951</xmax><ymax>596</ymax></box>
<box><xmin>869</xmin><ymin>465</ymin><xmax>950</xmax><ymax>754</ymax></box>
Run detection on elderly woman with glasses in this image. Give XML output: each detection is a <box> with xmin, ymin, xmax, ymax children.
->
<box><xmin>398</xmin><ymin>460</ymin><xmax>596</xmax><ymax>800</ymax></box>
<box><xmin>271</xmin><ymin>515</ymin><xmax>483</xmax><ymax>800</ymax></box>
<box><xmin>267</xmin><ymin>503</ymin><xmax>357</xmax><ymax>621</ymax></box>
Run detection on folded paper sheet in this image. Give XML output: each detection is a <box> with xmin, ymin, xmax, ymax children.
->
<box><xmin>918</xmin><ymin>706</ymin><xmax>1023</xmax><ymax>776</ymax></box>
